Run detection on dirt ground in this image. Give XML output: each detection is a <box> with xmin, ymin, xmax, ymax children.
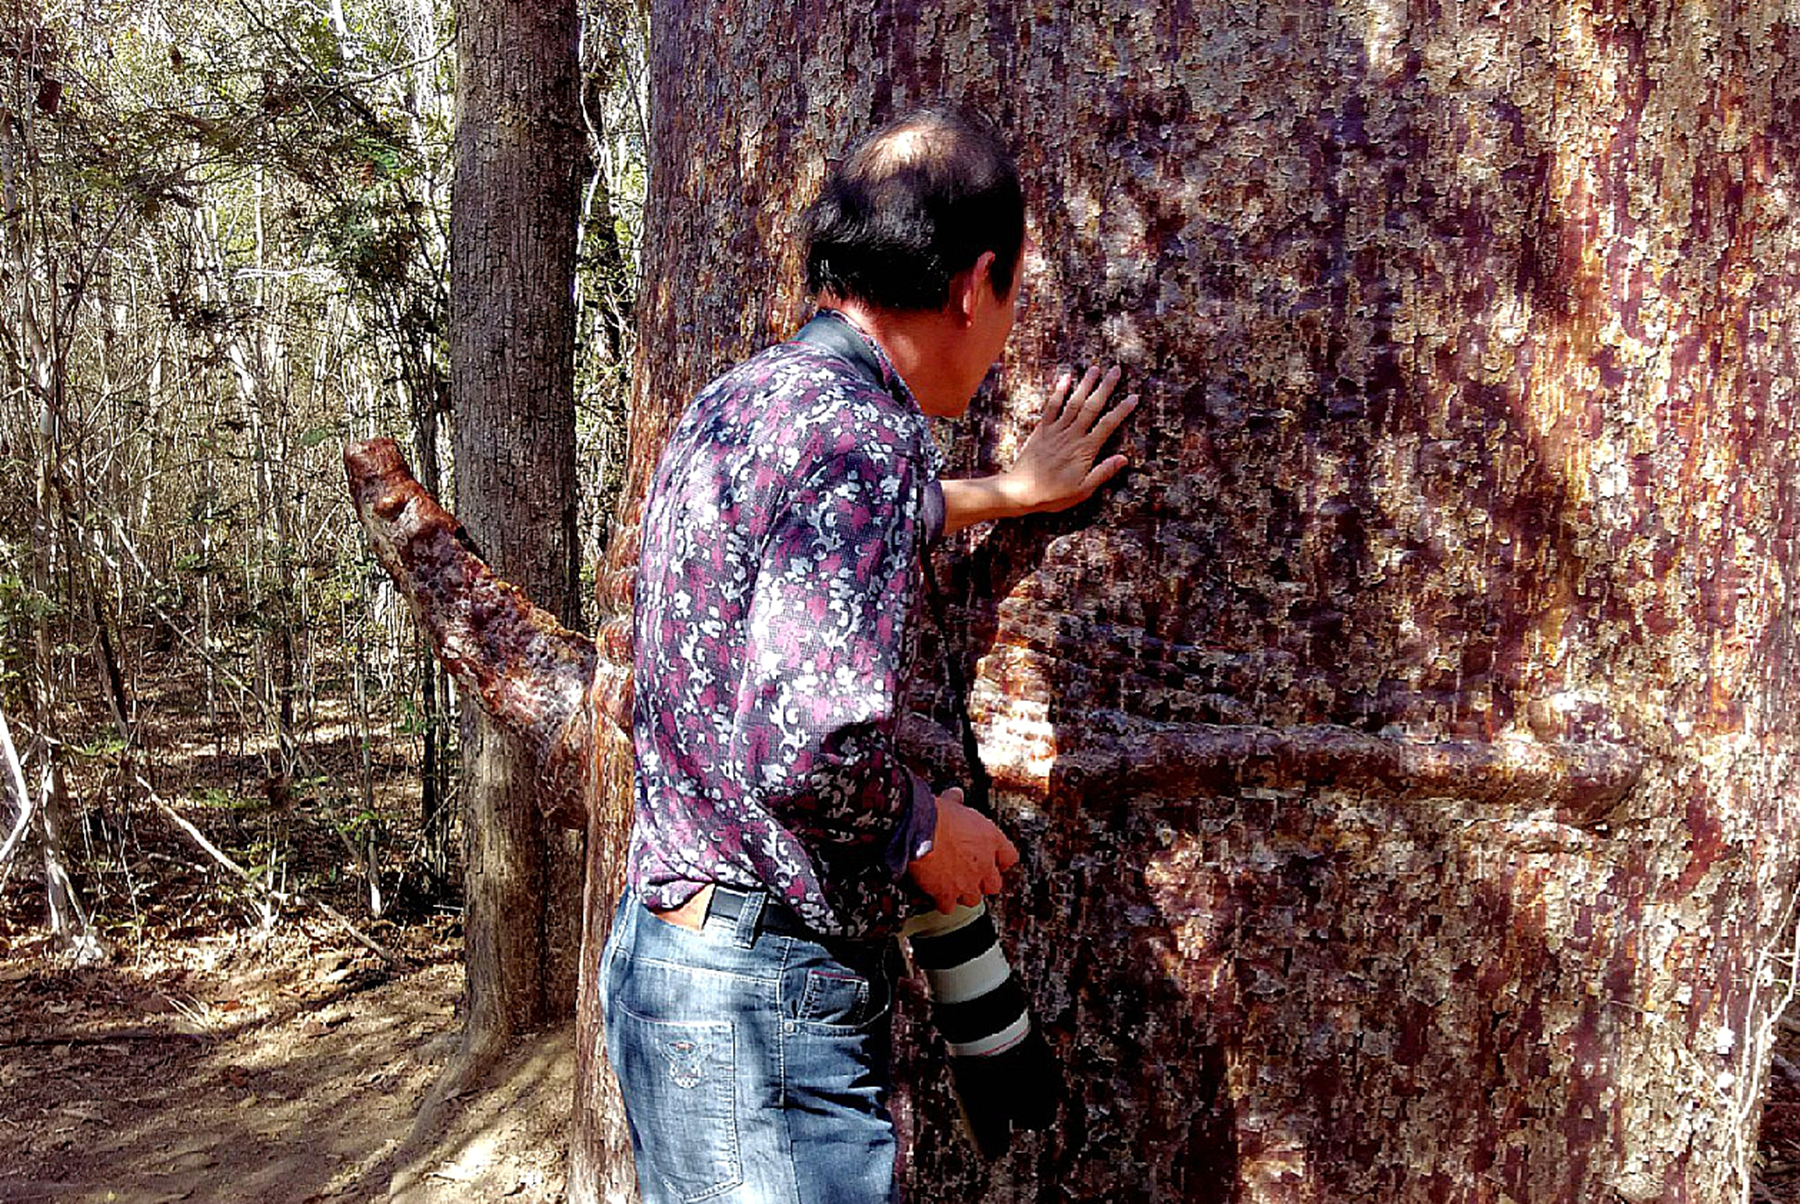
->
<box><xmin>0</xmin><ymin>869</ymin><xmax>575</xmax><ymax>1204</ymax></box>
<box><xmin>0</xmin><ymin>646</ymin><xmax>576</xmax><ymax>1204</ymax></box>
<box><xmin>2</xmin><ymin>922</ymin><xmax>445</xmax><ymax>1202</ymax></box>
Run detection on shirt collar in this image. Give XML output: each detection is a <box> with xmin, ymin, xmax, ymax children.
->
<box><xmin>793</xmin><ymin>308</ymin><xmax>946</xmax><ymax>478</ymax></box>
<box><xmin>804</xmin><ymin>309</ymin><xmax>913</xmax><ymax>401</ymax></box>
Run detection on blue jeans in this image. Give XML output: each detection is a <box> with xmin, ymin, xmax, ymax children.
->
<box><xmin>599</xmin><ymin>889</ymin><xmax>901</xmax><ymax>1204</ymax></box>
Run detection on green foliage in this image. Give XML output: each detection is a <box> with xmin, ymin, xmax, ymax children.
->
<box><xmin>193</xmin><ymin>785</ymin><xmax>251</xmax><ymax>811</ymax></box>
<box><xmin>0</xmin><ymin>566</ymin><xmax>49</xmax><ymax>707</ymax></box>
<box><xmin>71</xmin><ymin>732</ymin><xmax>130</xmax><ymax>760</ymax></box>
<box><xmin>0</xmin><ymin>0</ymin><xmax>645</xmax><ymax>935</ymax></box>
<box><xmin>300</xmin><ymin>423</ymin><xmax>340</xmax><ymax>449</ymax></box>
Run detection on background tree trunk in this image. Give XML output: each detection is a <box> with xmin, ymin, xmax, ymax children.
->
<box><xmin>573</xmin><ymin>2</ymin><xmax>1800</xmax><ymax>1202</ymax></box>
<box><xmin>449</xmin><ymin>0</ymin><xmax>584</xmax><ymax>1051</ymax></box>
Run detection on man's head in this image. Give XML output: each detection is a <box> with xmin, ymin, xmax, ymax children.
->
<box><xmin>804</xmin><ymin>106</ymin><xmax>1025</xmax><ymax>315</ymax></box>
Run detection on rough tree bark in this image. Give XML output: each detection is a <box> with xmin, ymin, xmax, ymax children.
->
<box><xmin>345</xmin><ymin>436</ymin><xmax>633</xmax><ymax>1193</ymax></box>
<box><xmin>448</xmin><ymin>0</ymin><xmax>585</xmax><ymax>1048</ymax></box>
<box><xmin>570</xmin><ymin>2</ymin><xmax>1800</xmax><ymax>1202</ymax></box>
<box><xmin>352</xmin><ymin>1</ymin><xmax>1800</xmax><ymax>1198</ymax></box>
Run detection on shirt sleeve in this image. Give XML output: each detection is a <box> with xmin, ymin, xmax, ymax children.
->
<box><xmin>734</xmin><ymin>444</ymin><xmax>935</xmax><ymax>880</ymax></box>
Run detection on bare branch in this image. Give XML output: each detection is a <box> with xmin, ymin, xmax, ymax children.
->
<box><xmin>140</xmin><ymin>774</ymin><xmax>404</xmax><ymax>970</ymax></box>
<box><xmin>0</xmin><ymin>707</ymin><xmax>38</xmax><ymax>889</ymax></box>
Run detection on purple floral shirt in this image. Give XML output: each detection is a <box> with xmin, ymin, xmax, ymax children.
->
<box><xmin>628</xmin><ymin>312</ymin><xmax>946</xmax><ymax>938</ymax></box>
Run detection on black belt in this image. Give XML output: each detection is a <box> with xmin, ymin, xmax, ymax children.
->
<box><xmin>704</xmin><ymin>884</ymin><xmax>813</xmax><ymax>939</ymax></box>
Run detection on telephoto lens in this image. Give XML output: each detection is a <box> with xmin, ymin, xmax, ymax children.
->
<box><xmin>903</xmin><ymin>902</ymin><xmax>1060</xmax><ymax>1158</ymax></box>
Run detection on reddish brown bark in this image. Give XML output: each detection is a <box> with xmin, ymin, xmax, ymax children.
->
<box><xmin>347</xmin><ymin>431</ymin><xmax>641</xmax><ymax>1198</ymax></box>
<box><xmin>448</xmin><ymin>0</ymin><xmax>587</xmax><ymax>1042</ymax></box>
<box><xmin>567</xmin><ymin>2</ymin><xmax>1800</xmax><ymax>1202</ymax></box>
<box><xmin>359</xmin><ymin>1</ymin><xmax>1800</xmax><ymax>1198</ymax></box>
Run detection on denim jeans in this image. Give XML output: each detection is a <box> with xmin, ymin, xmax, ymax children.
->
<box><xmin>599</xmin><ymin>889</ymin><xmax>901</xmax><ymax>1204</ymax></box>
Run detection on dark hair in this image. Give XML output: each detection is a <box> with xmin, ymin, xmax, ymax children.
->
<box><xmin>804</xmin><ymin>106</ymin><xmax>1025</xmax><ymax>313</ymax></box>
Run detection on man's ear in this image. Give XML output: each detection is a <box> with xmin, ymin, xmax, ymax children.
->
<box><xmin>948</xmin><ymin>251</ymin><xmax>998</xmax><ymax>328</ymax></box>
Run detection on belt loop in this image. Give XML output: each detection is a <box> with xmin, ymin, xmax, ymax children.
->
<box><xmin>731</xmin><ymin>889</ymin><xmax>765</xmax><ymax>949</ymax></box>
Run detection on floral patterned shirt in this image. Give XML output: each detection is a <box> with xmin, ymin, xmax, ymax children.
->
<box><xmin>628</xmin><ymin>311</ymin><xmax>946</xmax><ymax>939</ymax></box>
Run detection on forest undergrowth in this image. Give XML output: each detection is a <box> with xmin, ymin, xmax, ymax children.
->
<box><xmin>0</xmin><ymin>638</ymin><xmax>570</xmax><ymax>1204</ymax></box>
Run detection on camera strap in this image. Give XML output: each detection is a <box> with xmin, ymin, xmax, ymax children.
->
<box><xmin>922</xmin><ymin>555</ymin><xmax>994</xmax><ymax>816</ymax></box>
<box><xmin>791</xmin><ymin>308</ymin><xmax>994</xmax><ymax>814</ymax></box>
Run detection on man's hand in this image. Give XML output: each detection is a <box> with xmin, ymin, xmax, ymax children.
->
<box><xmin>1006</xmin><ymin>365</ymin><xmax>1138</xmax><ymax>512</ymax></box>
<box><xmin>941</xmin><ymin>366</ymin><xmax>1138</xmax><ymax>534</ymax></box>
<box><xmin>907</xmin><ymin>787</ymin><xmax>1020</xmax><ymax>913</ymax></box>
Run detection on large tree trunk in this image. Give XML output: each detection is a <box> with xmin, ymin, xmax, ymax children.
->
<box><xmin>449</xmin><ymin>0</ymin><xmax>585</xmax><ymax>1048</ymax></box>
<box><xmin>569</xmin><ymin>2</ymin><xmax>1800</xmax><ymax>1202</ymax></box>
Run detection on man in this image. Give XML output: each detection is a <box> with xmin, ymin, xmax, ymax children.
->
<box><xmin>599</xmin><ymin>106</ymin><xmax>1136</xmax><ymax>1204</ymax></box>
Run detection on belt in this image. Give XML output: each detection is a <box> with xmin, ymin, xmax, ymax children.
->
<box><xmin>703</xmin><ymin>884</ymin><xmax>813</xmax><ymax>939</ymax></box>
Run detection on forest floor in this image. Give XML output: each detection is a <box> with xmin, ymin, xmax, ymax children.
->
<box><xmin>0</xmin><ymin>650</ymin><xmax>573</xmax><ymax>1204</ymax></box>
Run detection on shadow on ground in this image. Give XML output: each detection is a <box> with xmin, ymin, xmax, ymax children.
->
<box><xmin>0</xmin><ymin>925</ymin><xmax>573</xmax><ymax>1204</ymax></box>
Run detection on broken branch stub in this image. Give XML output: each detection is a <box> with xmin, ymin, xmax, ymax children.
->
<box><xmin>343</xmin><ymin>438</ymin><xmax>632</xmax><ymax>829</ymax></box>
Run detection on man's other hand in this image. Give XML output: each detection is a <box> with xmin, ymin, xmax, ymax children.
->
<box><xmin>907</xmin><ymin>787</ymin><xmax>1020</xmax><ymax>913</ymax></box>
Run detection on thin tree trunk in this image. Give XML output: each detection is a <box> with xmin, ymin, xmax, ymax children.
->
<box><xmin>61</xmin><ymin>500</ymin><xmax>131</xmax><ymax>743</ymax></box>
<box><xmin>0</xmin><ymin>709</ymin><xmax>38</xmax><ymax>888</ymax></box>
<box><xmin>405</xmin><ymin>339</ymin><xmax>453</xmax><ymax>883</ymax></box>
<box><xmin>18</xmin><ymin>184</ymin><xmax>102</xmax><ymax>968</ymax></box>
<box><xmin>449</xmin><ymin>0</ymin><xmax>585</xmax><ymax>1050</ymax></box>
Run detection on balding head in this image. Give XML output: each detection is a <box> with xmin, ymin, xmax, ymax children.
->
<box><xmin>804</xmin><ymin>106</ymin><xmax>1025</xmax><ymax>313</ymax></box>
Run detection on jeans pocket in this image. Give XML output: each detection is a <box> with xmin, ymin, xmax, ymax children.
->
<box><xmin>612</xmin><ymin>1004</ymin><xmax>743</xmax><ymax>1202</ymax></box>
<box><xmin>798</xmin><ymin>969</ymin><xmax>871</xmax><ymax>1026</ymax></box>
<box><xmin>792</xmin><ymin>950</ymin><xmax>893</xmax><ymax>1033</ymax></box>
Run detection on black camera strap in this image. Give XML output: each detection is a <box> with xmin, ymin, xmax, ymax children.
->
<box><xmin>792</xmin><ymin>309</ymin><xmax>994</xmax><ymax>814</ymax></box>
<box><xmin>922</xmin><ymin>555</ymin><xmax>993</xmax><ymax>816</ymax></box>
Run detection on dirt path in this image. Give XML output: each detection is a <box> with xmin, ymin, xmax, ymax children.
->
<box><xmin>0</xmin><ymin>644</ymin><xmax>586</xmax><ymax>1204</ymax></box>
<box><xmin>0</xmin><ymin>925</ymin><xmax>567</xmax><ymax>1204</ymax></box>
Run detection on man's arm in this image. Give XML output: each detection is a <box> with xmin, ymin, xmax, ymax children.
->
<box><xmin>737</xmin><ymin>448</ymin><xmax>939</xmax><ymax>874</ymax></box>
<box><xmin>942</xmin><ymin>365</ymin><xmax>1138</xmax><ymax>534</ymax></box>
